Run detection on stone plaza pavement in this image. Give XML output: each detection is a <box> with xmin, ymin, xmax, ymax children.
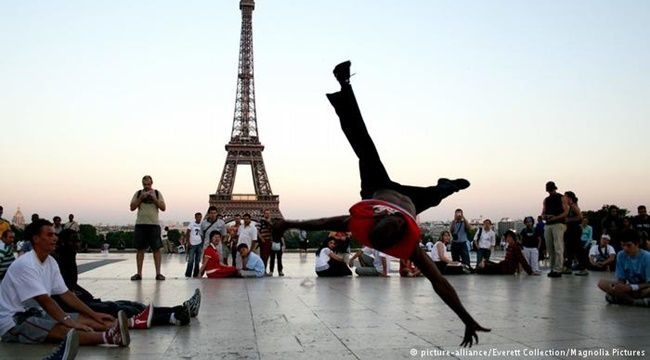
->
<box><xmin>0</xmin><ymin>252</ymin><xmax>648</xmax><ymax>360</ymax></box>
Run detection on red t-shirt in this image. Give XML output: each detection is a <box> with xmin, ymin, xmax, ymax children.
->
<box><xmin>348</xmin><ymin>199</ymin><xmax>421</xmax><ymax>259</ymax></box>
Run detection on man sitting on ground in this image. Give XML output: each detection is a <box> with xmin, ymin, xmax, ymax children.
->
<box><xmin>236</xmin><ymin>243</ymin><xmax>265</xmax><ymax>278</ymax></box>
<box><xmin>51</xmin><ymin>229</ymin><xmax>201</xmax><ymax>328</ymax></box>
<box><xmin>475</xmin><ymin>230</ymin><xmax>533</xmax><ymax>275</ymax></box>
<box><xmin>0</xmin><ymin>220</ymin><xmax>129</xmax><ymax>348</ymax></box>
<box><xmin>597</xmin><ymin>234</ymin><xmax>650</xmax><ymax>307</ymax></box>
<box><xmin>588</xmin><ymin>234</ymin><xmax>616</xmax><ymax>271</ymax></box>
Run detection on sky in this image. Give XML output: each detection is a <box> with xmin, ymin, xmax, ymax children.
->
<box><xmin>1</xmin><ymin>0</ymin><xmax>649</xmax><ymax>225</ymax></box>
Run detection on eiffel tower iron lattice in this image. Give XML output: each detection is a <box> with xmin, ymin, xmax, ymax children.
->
<box><xmin>210</xmin><ymin>0</ymin><xmax>282</xmax><ymax>221</ymax></box>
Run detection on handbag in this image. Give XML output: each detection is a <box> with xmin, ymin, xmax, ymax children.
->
<box><xmin>271</xmin><ymin>241</ymin><xmax>282</xmax><ymax>251</ymax></box>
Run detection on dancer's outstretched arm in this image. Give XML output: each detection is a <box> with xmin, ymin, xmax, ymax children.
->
<box><xmin>410</xmin><ymin>246</ymin><xmax>490</xmax><ymax>347</ymax></box>
<box><xmin>272</xmin><ymin>216</ymin><xmax>350</xmax><ymax>239</ymax></box>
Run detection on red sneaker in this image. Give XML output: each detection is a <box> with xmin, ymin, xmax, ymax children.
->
<box><xmin>130</xmin><ymin>303</ymin><xmax>153</xmax><ymax>329</ymax></box>
<box><xmin>105</xmin><ymin>310</ymin><xmax>130</xmax><ymax>347</ymax></box>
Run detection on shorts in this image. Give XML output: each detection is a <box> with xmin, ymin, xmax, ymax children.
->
<box><xmin>134</xmin><ymin>224</ymin><xmax>163</xmax><ymax>250</ymax></box>
<box><xmin>1</xmin><ymin>308</ymin><xmax>79</xmax><ymax>344</ymax></box>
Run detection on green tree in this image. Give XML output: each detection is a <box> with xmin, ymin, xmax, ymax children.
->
<box><xmin>79</xmin><ymin>224</ymin><xmax>100</xmax><ymax>248</ymax></box>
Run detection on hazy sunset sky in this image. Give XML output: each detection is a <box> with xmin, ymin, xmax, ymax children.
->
<box><xmin>1</xmin><ymin>1</ymin><xmax>649</xmax><ymax>225</ymax></box>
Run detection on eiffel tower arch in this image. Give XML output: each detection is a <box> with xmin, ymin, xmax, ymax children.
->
<box><xmin>209</xmin><ymin>0</ymin><xmax>282</xmax><ymax>221</ymax></box>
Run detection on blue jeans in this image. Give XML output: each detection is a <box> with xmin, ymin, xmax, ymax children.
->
<box><xmin>185</xmin><ymin>245</ymin><xmax>202</xmax><ymax>277</ymax></box>
<box><xmin>476</xmin><ymin>248</ymin><xmax>491</xmax><ymax>266</ymax></box>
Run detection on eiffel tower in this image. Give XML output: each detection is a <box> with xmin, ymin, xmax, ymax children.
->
<box><xmin>210</xmin><ymin>0</ymin><xmax>282</xmax><ymax>221</ymax></box>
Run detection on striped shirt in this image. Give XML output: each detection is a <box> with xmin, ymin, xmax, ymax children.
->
<box><xmin>0</xmin><ymin>244</ymin><xmax>16</xmax><ymax>280</ymax></box>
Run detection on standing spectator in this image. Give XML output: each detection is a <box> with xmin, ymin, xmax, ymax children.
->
<box><xmin>597</xmin><ymin>234</ymin><xmax>650</xmax><ymax>307</ymax></box>
<box><xmin>633</xmin><ymin>205</ymin><xmax>650</xmax><ymax>250</ymax></box>
<box><xmin>228</xmin><ymin>214</ymin><xmax>242</xmax><ymax>265</ymax></box>
<box><xmin>563</xmin><ymin>191</ymin><xmax>587</xmax><ymax>276</ymax></box>
<box><xmin>0</xmin><ymin>230</ymin><xmax>16</xmax><ymax>280</ymax></box>
<box><xmin>269</xmin><ymin>236</ymin><xmax>285</xmax><ymax>277</ymax></box>
<box><xmin>257</xmin><ymin>209</ymin><xmax>274</xmax><ymax>274</ymax></box>
<box><xmin>0</xmin><ymin>206</ymin><xmax>10</xmax><ymax>238</ymax></box>
<box><xmin>161</xmin><ymin>226</ymin><xmax>175</xmax><ymax>254</ymax></box>
<box><xmin>535</xmin><ymin>215</ymin><xmax>547</xmax><ymax>264</ymax></box>
<box><xmin>476</xmin><ymin>230</ymin><xmax>533</xmax><ymax>275</ymax></box>
<box><xmin>52</xmin><ymin>216</ymin><xmax>63</xmax><ymax>235</ymax></box>
<box><xmin>63</xmin><ymin>214</ymin><xmax>80</xmax><ymax>233</ymax></box>
<box><xmin>541</xmin><ymin>181</ymin><xmax>569</xmax><ymax>278</ymax></box>
<box><xmin>580</xmin><ymin>218</ymin><xmax>594</xmax><ymax>249</ymax></box>
<box><xmin>520</xmin><ymin>216</ymin><xmax>542</xmax><ymax>275</ymax></box>
<box><xmin>129</xmin><ymin>175</ymin><xmax>166</xmax><ymax>281</ymax></box>
<box><xmin>236</xmin><ymin>243</ymin><xmax>265</xmax><ymax>278</ymax></box>
<box><xmin>234</xmin><ymin>214</ymin><xmax>257</xmax><ymax>269</ymax></box>
<box><xmin>473</xmin><ymin>219</ymin><xmax>496</xmax><ymax>267</ymax></box>
<box><xmin>298</xmin><ymin>230</ymin><xmax>309</xmax><ymax>254</ymax></box>
<box><xmin>200</xmin><ymin>231</ymin><xmax>237</xmax><ymax>278</ymax></box>
<box><xmin>185</xmin><ymin>212</ymin><xmax>203</xmax><ymax>278</ymax></box>
<box><xmin>449</xmin><ymin>209</ymin><xmax>472</xmax><ymax>268</ymax></box>
<box><xmin>601</xmin><ymin>205</ymin><xmax>623</xmax><ymax>252</ymax></box>
<box><xmin>588</xmin><ymin>234</ymin><xmax>616</xmax><ymax>271</ymax></box>
<box><xmin>200</xmin><ymin>206</ymin><xmax>225</xmax><ymax>251</ymax></box>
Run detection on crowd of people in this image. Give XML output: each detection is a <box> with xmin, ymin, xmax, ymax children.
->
<box><xmin>1</xmin><ymin>61</ymin><xmax>648</xmax><ymax>358</ymax></box>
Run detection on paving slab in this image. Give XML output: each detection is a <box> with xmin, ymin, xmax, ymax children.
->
<box><xmin>0</xmin><ymin>252</ymin><xmax>647</xmax><ymax>359</ymax></box>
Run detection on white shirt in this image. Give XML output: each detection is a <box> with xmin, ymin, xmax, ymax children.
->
<box><xmin>589</xmin><ymin>244</ymin><xmax>616</xmax><ymax>259</ymax></box>
<box><xmin>430</xmin><ymin>241</ymin><xmax>445</xmax><ymax>262</ymax></box>
<box><xmin>315</xmin><ymin>248</ymin><xmax>332</xmax><ymax>271</ymax></box>
<box><xmin>187</xmin><ymin>222</ymin><xmax>203</xmax><ymax>246</ymax></box>
<box><xmin>474</xmin><ymin>228</ymin><xmax>496</xmax><ymax>249</ymax></box>
<box><xmin>237</xmin><ymin>223</ymin><xmax>258</xmax><ymax>249</ymax></box>
<box><xmin>0</xmin><ymin>252</ymin><xmax>68</xmax><ymax>336</ymax></box>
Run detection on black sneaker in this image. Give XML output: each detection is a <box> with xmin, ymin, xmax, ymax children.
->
<box><xmin>44</xmin><ymin>329</ymin><xmax>79</xmax><ymax>360</ymax></box>
<box><xmin>547</xmin><ymin>271</ymin><xmax>562</xmax><ymax>278</ymax></box>
<box><xmin>437</xmin><ymin>178</ymin><xmax>471</xmax><ymax>193</ymax></box>
<box><xmin>175</xmin><ymin>303</ymin><xmax>191</xmax><ymax>326</ymax></box>
<box><xmin>333</xmin><ymin>60</ymin><xmax>351</xmax><ymax>85</ymax></box>
<box><xmin>183</xmin><ymin>288</ymin><xmax>201</xmax><ymax>318</ymax></box>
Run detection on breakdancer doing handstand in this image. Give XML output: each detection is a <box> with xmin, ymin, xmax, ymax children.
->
<box><xmin>273</xmin><ymin>61</ymin><xmax>490</xmax><ymax>347</ymax></box>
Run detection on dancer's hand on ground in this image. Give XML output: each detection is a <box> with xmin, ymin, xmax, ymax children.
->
<box><xmin>460</xmin><ymin>322</ymin><xmax>491</xmax><ymax>347</ymax></box>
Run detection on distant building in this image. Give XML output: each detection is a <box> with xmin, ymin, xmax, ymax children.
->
<box><xmin>12</xmin><ymin>207</ymin><xmax>25</xmax><ymax>230</ymax></box>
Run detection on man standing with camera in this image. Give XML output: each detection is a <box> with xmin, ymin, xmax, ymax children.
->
<box><xmin>450</xmin><ymin>209</ymin><xmax>472</xmax><ymax>268</ymax></box>
<box><xmin>130</xmin><ymin>175</ymin><xmax>166</xmax><ymax>281</ymax></box>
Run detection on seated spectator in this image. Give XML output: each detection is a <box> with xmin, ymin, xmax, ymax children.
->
<box><xmin>200</xmin><ymin>231</ymin><xmax>237</xmax><ymax>278</ymax></box>
<box><xmin>597</xmin><ymin>234</ymin><xmax>650</xmax><ymax>307</ymax></box>
<box><xmin>588</xmin><ymin>234</ymin><xmax>616</xmax><ymax>271</ymax></box>
<box><xmin>399</xmin><ymin>259</ymin><xmax>422</xmax><ymax>277</ymax></box>
<box><xmin>348</xmin><ymin>246</ymin><xmax>375</xmax><ymax>268</ymax></box>
<box><xmin>355</xmin><ymin>248</ymin><xmax>389</xmax><ymax>277</ymax></box>
<box><xmin>0</xmin><ymin>230</ymin><xmax>16</xmax><ymax>280</ymax></box>
<box><xmin>476</xmin><ymin>230</ymin><xmax>533</xmax><ymax>275</ymax></box>
<box><xmin>329</xmin><ymin>231</ymin><xmax>352</xmax><ymax>263</ymax></box>
<box><xmin>473</xmin><ymin>219</ymin><xmax>496</xmax><ymax>266</ymax></box>
<box><xmin>51</xmin><ymin>229</ymin><xmax>198</xmax><ymax>328</ymax></box>
<box><xmin>0</xmin><ymin>220</ymin><xmax>129</xmax><ymax>348</ymax></box>
<box><xmin>315</xmin><ymin>239</ymin><xmax>352</xmax><ymax>277</ymax></box>
<box><xmin>431</xmin><ymin>230</ymin><xmax>469</xmax><ymax>275</ymax></box>
<box><xmin>236</xmin><ymin>243</ymin><xmax>265</xmax><ymax>278</ymax></box>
